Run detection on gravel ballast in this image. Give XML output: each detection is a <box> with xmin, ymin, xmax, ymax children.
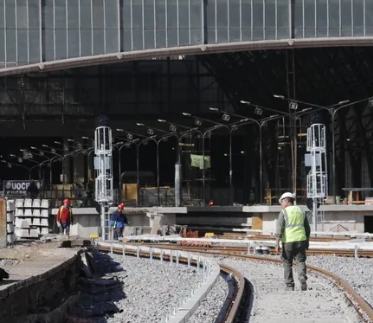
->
<box><xmin>72</xmin><ymin>251</ymin><xmax>206</xmax><ymax>322</ymax></box>
<box><xmin>220</xmin><ymin>257</ymin><xmax>363</xmax><ymax>323</ymax></box>
<box><xmin>186</xmin><ymin>274</ymin><xmax>230</xmax><ymax>323</ymax></box>
<box><xmin>109</xmin><ymin>254</ymin><xmax>204</xmax><ymax>323</ymax></box>
<box><xmin>70</xmin><ymin>250</ymin><xmax>371</xmax><ymax>323</ymax></box>
<box><xmin>308</xmin><ymin>255</ymin><xmax>373</xmax><ymax>308</ymax></box>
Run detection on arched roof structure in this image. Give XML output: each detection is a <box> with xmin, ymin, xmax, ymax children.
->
<box><xmin>1</xmin><ymin>0</ymin><xmax>373</xmax><ymax>75</ymax></box>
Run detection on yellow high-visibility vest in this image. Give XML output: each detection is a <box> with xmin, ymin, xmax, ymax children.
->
<box><xmin>282</xmin><ymin>205</ymin><xmax>307</xmax><ymax>243</ymax></box>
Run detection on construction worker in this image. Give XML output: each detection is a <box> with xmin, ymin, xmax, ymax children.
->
<box><xmin>276</xmin><ymin>192</ymin><xmax>310</xmax><ymax>291</ymax></box>
<box><xmin>110</xmin><ymin>202</ymin><xmax>128</xmax><ymax>240</ymax></box>
<box><xmin>56</xmin><ymin>199</ymin><xmax>73</xmax><ymax>236</ymax></box>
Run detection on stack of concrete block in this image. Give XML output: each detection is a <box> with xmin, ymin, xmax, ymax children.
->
<box><xmin>24</xmin><ymin>198</ymin><xmax>32</xmax><ymax>208</ymax></box>
<box><xmin>6</xmin><ymin>200</ymin><xmax>15</xmax><ymax>245</ymax></box>
<box><xmin>39</xmin><ymin>199</ymin><xmax>50</xmax><ymax>235</ymax></box>
<box><xmin>15</xmin><ymin>199</ymin><xmax>23</xmax><ymax>208</ymax></box>
<box><xmin>41</xmin><ymin>199</ymin><xmax>49</xmax><ymax>208</ymax></box>
<box><xmin>15</xmin><ymin>199</ymin><xmax>29</xmax><ymax>238</ymax></box>
<box><xmin>29</xmin><ymin>228</ymin><xmax>39</xmax><ymax>238</ymax></box>
<box><xmin>15</xmin><ymin>228</ymin><xmax>29</xmax><ymax>237</ymax></box>
<box><xmin>14</xmin><ymin>198</ymin><xmax>50</xmax><ymax>239</ymax></box>
<box><xmin>15</xmin><ymin>217</ymin><xmax>32</xmax><ymax>228</ymax></box>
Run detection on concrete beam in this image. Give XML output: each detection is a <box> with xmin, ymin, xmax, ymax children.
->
<box><xmin>3</xmin><ymin>37</ymin><xmax>373</xmax><ymax>77</ymax></box>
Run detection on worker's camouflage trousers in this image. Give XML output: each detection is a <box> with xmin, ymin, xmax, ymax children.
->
<box><xmin>281</xmin><ymin>240</ymin><xmax>308</xmax><ymax>287</ymax></box>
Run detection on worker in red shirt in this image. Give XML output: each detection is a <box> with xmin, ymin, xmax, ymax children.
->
<box><xmin>56</xmin><ymin>199</ymin><xmax>73</xmax><ymax>236</ymax></box>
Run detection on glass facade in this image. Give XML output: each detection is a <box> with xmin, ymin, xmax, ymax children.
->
<box><xmin>0</xmin><ymin>0</ymin><xmax>373</xmax><ymax>69</ymax></box>
<box><xmin>294</xmin><ymin>0</ymin><xmax>370</xmax><ymax>38</ymax></box>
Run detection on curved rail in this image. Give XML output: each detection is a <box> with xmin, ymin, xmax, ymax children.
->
<box><xmin>218</xmin><ymin>264</ymin><xmax>246</xmax><ymax>323</ymax></box>
<box><xmin>129</xmin><ymin>243</ymin><xmax>373</xmax><ymax>322</ymax></box>
<box><xmin>96</xmin><ymin>242</ymin><xmax>246</xmax><ymax>323</ymax></box>
<box><xmin>307</xmin><ymin>264</ymin><xmax>373</xmax><ymax>322</ymax></box>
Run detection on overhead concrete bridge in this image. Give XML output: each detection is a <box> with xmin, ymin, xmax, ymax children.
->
<box><xmin>1</xmin><ymin>0</ymin><xmax>373</xmax><ymax>76</ymax></box>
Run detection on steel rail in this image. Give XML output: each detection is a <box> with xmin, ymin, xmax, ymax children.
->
<box><xmin>218</xmin><ymin>264</ymin><xmax>246</xmax><ymax>323</ymax></box>
<box><xmin>306</xmin><ymin>264</ymin><xmax>373</xmax><ymax>322</ymax></box>
<box><xmin>130</xmin><ymin>242</ymin><xmax>373</xmax><ymax>258</ymax></box>
<box><xmin>96</xmin><ymin>243</ymin><xmax>247</xmax><ymax>323</ymax></box>
<box><xmin>131</xmin><ymin>243</ymin><xmax>373</xmax><ymax>322</ymax></box>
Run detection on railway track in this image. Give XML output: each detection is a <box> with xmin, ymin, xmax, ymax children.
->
<box><xmin>98</xmin><ymin>241</ymin><xmax>373</xmax><ymax>322</ymax></box>
<box><xmin>128</xmin><ymin>241</ymin><xmax>373</xmax><ymax>258</ymax></box>
<box><xmin>97</xmin><ymin>242</ymin><xmax>248</xmax><ymax>323</ymax></box>
<box><xmin>218</xmin><ymin>264</ymin><xmax>247</xmax><ymax>323</ymax></box>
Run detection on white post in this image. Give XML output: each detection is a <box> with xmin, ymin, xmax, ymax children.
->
<box><xmin>175</xmin><ymin>163</ymin><xmax>182</xmax><ymax>206</ymax></box>
<box><xmin>306</xmin><ymin>124</ymin><xmax>328</xmax><ymax>233</ymax></box>
<box><xmin>312</xmin><ymin>199</ymin><xmax>318</xmax><ymax>233</ymax></box>
<box><xmin>94</xmin><ymin>125</ymin><xmax>114</xmax><ymax>240</ymax></box>
<box><xmin>100</xmin><ymin>204</ymin><xmax>106</xmax><ymax>240</ymax></box>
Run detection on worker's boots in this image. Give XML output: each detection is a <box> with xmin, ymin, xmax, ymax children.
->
<box><xmin>285</xmin><ymin>284</ymin><xmax>294</xmax><ymax>291</ymax></box>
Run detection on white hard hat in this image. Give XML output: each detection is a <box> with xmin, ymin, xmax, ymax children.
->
<box><xmin>279</xmin><ymin>192</ymin><xmax>296</xmax><ymax>203</ymax></box>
